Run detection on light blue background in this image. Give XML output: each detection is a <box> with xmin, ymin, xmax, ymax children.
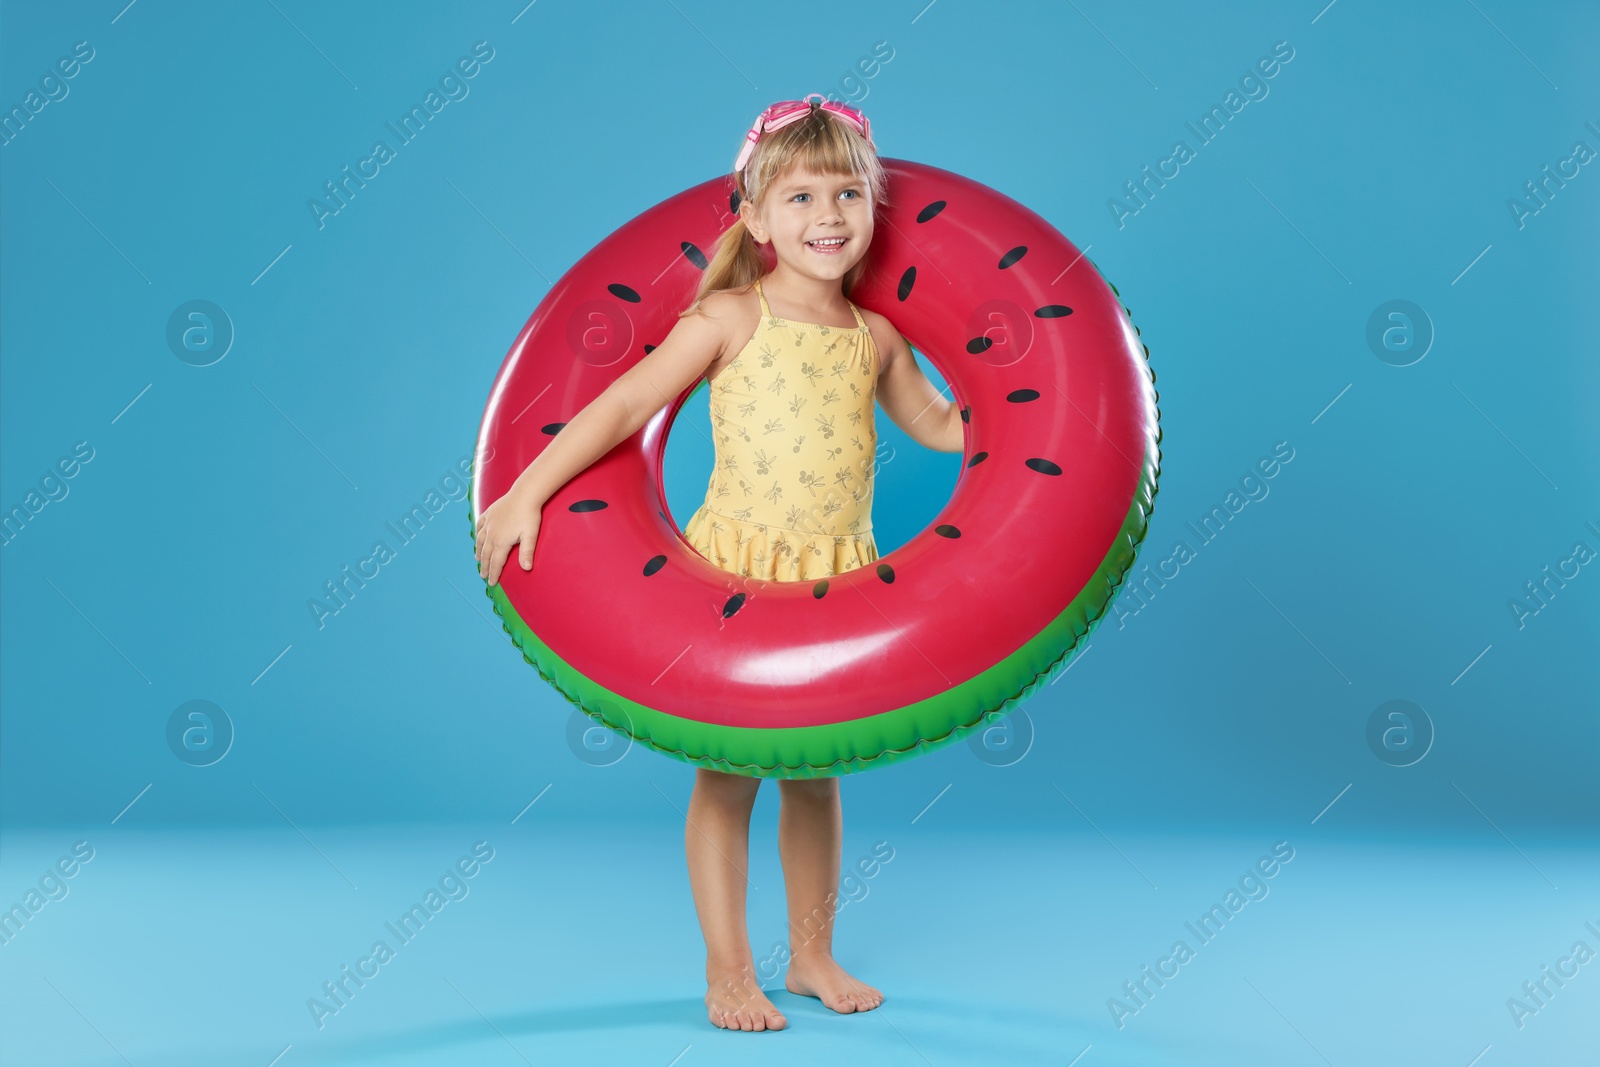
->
<box><xmin>2</xmin><ymin>1</ymin><xmax>1595</xmax><ymax>1064</ymax></box>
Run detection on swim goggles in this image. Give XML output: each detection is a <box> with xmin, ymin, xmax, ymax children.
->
<box><xmin>734</xmin><ymin>93</ymin><xmax>874</xmax><ymax>174</ymax></box>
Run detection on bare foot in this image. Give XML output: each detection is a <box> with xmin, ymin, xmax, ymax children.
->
<box><xmin>784</xmin><ymin>951</ymin><xmax>883</xmax><ymax>1014</ymax></box>
<box><xmin>705</xmin><ymin>962</ymin><xmax>788</xmax><ymax>1031</ymax></box>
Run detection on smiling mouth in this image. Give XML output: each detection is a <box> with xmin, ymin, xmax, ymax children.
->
<box><xmin>806</xmin><ymin>237</ymin><xmax>849</xmax><ymax>254</ymax></box>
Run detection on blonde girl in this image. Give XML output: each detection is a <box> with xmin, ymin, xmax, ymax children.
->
<box><xmin>475</xmin><ymin>93</ymin><xmax>962</xmax><ymax>1032</ymax></box>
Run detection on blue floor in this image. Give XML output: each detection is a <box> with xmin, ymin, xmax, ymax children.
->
<box><xmin>3</xmin><ymin>819</ymin><xmax>1594</xmax><ymax>1065</ymax></box>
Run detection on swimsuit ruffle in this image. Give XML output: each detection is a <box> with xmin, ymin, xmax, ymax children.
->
<box><xmin>684</xmin><ymin>504</ymin><xmax>878</xmax><ymax>582</ymax></box>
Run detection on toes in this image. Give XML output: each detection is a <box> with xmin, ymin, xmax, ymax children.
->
<box><xmin>846</xmin><ymin>986</ymin><xmax>881</xmax><ymax>1010</ymax></box>
<box><xmin>709</xmin><ymin>990</ymin><xmax>789</xmax><ymax>1031</ymax></box>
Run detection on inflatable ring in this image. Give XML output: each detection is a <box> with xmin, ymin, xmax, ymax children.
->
<box><xmin>469</xmin><ymin>158</ymin><xmax>1160</xmax><ymax>779</ymax></box>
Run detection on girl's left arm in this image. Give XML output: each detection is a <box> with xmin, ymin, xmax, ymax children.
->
<box><xmin>870</xmin><ymin>314</ymin><xmax>963</xmax><ymax>453</ymax></box>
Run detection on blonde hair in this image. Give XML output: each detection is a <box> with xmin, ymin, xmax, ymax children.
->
<box><xmin>679</xmin><ymin>106</ymin><xmax>888</xmax><ymax>320</ymax></box>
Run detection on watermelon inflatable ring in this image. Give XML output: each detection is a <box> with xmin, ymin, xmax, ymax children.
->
<box><xmin>469</xmin><ymin>158</ymin><xmax>1160</xmax><ymax>779</ymax></box>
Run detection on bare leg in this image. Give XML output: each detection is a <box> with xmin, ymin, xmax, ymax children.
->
<box><xmin>686</xmin><ymin>767</ymin><xmax>787</xmax><ymax>1031</ymax></box>
<box><xmin>777</xmin><ymin>776</ymin><xmax>884</xmax><ymax>1013</ymax></box>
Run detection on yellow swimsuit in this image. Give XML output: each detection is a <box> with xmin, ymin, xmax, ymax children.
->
<box><xmin>682</xmin><ymin>277</ymin><xmax>880</xmax><ymax>582</ymax></box>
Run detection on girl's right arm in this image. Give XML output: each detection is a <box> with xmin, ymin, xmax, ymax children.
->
<box><xmin>474</xmin><ymin>297</ymin><xmax>732</xmax><ymax>585</ymax></box>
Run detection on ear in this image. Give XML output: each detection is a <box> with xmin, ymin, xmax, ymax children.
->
<box><xmin>739</xmin><ymin>199</ymin><xmax>768</xmax><ymax>244</ymax></box>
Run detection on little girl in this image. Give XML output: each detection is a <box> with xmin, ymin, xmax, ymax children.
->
<box><xmin>474</xmin><ymin>94</ymin><xmax>963</xmax><ymax>1032</ymax></box>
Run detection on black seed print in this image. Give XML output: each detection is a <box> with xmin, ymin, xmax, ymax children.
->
<box><xmin>723</xmin><ymin>593</ymin><xmax>746</xmax><ymax>619</ymax></box>
<box><xmin>569</xmin><ymin>499</ymin><xmax>609</xmax><ymax>512</ymax></box>
<box><xmin>730</xmin><ymin>190</ymin><xmax>742</xmax><ymax>214</ymax></box>
<box><xmin>967</xmin><ymin>451</ymin><xmax>988</xmax><ymax>467</ymax></box>
<box><xmin>897</xmin><ymin>266</ymin><xmax>917</xmax><ymax>302</ymax></box>
<box><xmin>682</xmin><ymin>241</ymin><xmax>708</xmax><ymax>270</ymax></box>
<box><xmin>643</xmin><ymin>554</ymin><xmax>667</xmax><ymax>576</ymax></box>
<box><xmin>812</xmin><ymin>579</ymin><xmax>829</xmax><ymax>599</ymax></box>
<box><xmin>935</xmin><ymin>524</ymin><xmax>961</xmax><ymax>538</ymax></box>
<box><xmin>875</xmin><ymin>563</ymin><xmax>895</xmax><ymax>583</ymax></box>
<box><xmin>644</xmin><ymin>344</ymin><xmax>655</xmax><ymax>354</ymax></box>
<box><xmin>1035</xmin><ymin>305</ymin><xmax>1073</xmax><ymax>318</ymax></box>
<box><xmin>608</xmin><ymin>283</ymin><xmax>641</xmax><ymax>302</ymax></box>
<box><xmin>1006</xmin><ymin>389</ymin><xmax>1041</xmax><ymax>403</ymax></box>
<box><xmin>959</xmin><ymin>405</ymin><xmax>970</xmax><ymax>423</ymax></box>
<box><xmin>916</xmin><ymin>201</ymin><xmax>946</xmax><ymax>223</ymax></box>
<box><xmin>1025</xmin><ymin>458</ymin><xmax>1063</xmax><ymax>476</ymax></box>
<box><xmin>967</xmin><ymin>337</ymin><xmax>992</xmax><ymax>355</ymax></box>
<box><xmin>541</xmin><ymin>422</ymin><xmax>565</xmax><ymax>435</ymax></box>
<box><xmin>998</xmin><ymin>246</ymin><xmax>1027</xmax><ymax>269</ymax></box>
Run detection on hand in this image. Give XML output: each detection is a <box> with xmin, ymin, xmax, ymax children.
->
<box><xmin>474</xmin><ymin>481</ymin><xmax>545</xmax><ymax>586</ymax></box>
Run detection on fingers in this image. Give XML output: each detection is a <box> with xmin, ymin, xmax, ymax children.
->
<box><xmin>474</xmin><ymin>507</ymin><xmax>493</xmax><ymax>577</ymax></box>
<box><xmin>486</xmin><ymin>541</ymin><xmax>513</xmax><ymax>587</ymax></box>
<box><xmin>475</xmin><ymin>513</ymin><xmax>503</xmax><ymax>584</ymax></box>
<box><xmin>475</xmin><ymin>519</ymin><xmax>492</xmax><ymax>580</ymax></box>
<box><xmin>518</xmin><ymin>515</ymin><xmax>539</xmax><ymax>572</ymax></box>
<box><xmin>475</xmin><ymin>500</ymin><xmax>541</xmax><ymax>586</ymax></box>
<box><xmin>476</xmin><ymin>526</ymin><xmax>516</xmax><ymax>586</ymax></box>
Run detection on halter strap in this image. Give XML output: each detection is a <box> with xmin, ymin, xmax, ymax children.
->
<box><xmin>754</xmin><ymin>277</ymin><xmax>773</xmax><ymax>318</ymax></box>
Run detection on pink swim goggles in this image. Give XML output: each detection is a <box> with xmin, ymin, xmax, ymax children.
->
<box><xmin>734</xmin><ymin>93</ymin><xmax>874</xmax><ymax>175</ymax></box>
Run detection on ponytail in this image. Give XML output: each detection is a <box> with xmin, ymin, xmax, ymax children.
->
<box><xmin>679</xmin><ymin>207</ymin><xmax>768</xmax><ymax>319</ymax></box>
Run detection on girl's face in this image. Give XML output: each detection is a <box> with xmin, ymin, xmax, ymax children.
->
<box><xmin>742</xmin><ymin>163</ymin><xmax>873</xmax><ymax>283</ymax></box>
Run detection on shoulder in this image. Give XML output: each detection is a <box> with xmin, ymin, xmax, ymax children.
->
<box><xmin>695</xmin><ymin>286</ymin><xmax>754</xmax><ymax>321</ymax></box>
<box><xmin>703</xmin><ymin>285</ymin><xmax>769</xmax><ymax>327</ymax></box>
<box><xmin>857</xmin><ymin>306</ymin><xmax>907</xmax><ymax>370</ymax></box>
<box><xmin>685</xmin><ymin>286</ymin><xmax>761</xmax><ymax>344</ymax></box>
<box><xmin>694</xmin><ymin>286</ymin><xmax>742</xmax><ymax>319</ymax></box>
